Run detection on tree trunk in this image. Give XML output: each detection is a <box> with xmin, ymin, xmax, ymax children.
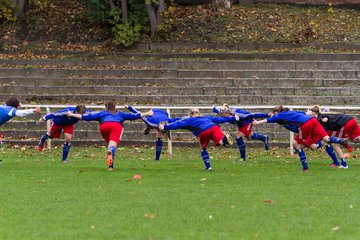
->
<box><xmin>109</xmin><ymin>0</ymin><xmax>115</xmax><ymax>10</ymax></box>
<box><xmin>147</xmin><ymin>0</ymin><xmax>165</xmax><ymax>37</ymax></box>
<box><xmin>156</xmin><ymin>0</ymin><xmax>165</xmax><ymax>24</ymax></box>
<box><xmin>10</xmin><ymin>0</ymin><xmax>26</xmax><ymax>13</ymax></box>
<box><xmin>146</xmin><ymin>4</ymin><xmax>158</xmax><ymax>37</ymax></box>
<box><xmin>121</xmin><ymin>0</ymin><xmax>128</xmax><ymax>21</ymax></box>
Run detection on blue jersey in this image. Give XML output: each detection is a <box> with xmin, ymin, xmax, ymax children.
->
<box><xmin>163</xmin><ymin>115</ymin><xmax>236</xmax><ymax>136</ymax></box>
<box><xmin>44</xmin><ymin>107</ymin><xmax>84</xmax><ymax>126</ymax></box>
<box><xmin>127</xmin><ymin>106</ymin><xmax>180</xmax><ymax>128</ymax></box>
<box><xmin>81</xmin><ymin>110</ymin><xmax>141</xmax><ymax>125</ymax></box>
<box><xmin>0</xmin><ymin>105</ymin><xmax>17</xmax><ymax>126</ymax></box>
<box><xmin>266</xmin><ymin>110</ymin><xmax>314</xmax><ymax>133</ymax></box>
<box><xmin>213</xmin><ymin>107</ymin><xmax>268</xmax><ymax>127</ymax></box>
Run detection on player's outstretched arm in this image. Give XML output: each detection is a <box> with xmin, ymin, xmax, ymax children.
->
<box><xmin>141</xmin><ymin>110</ymin><xmax>153</xmax><ymax>117</ymax></box>
<box><xmin>67</xmin><ymin>111</ymin><xmax>82</xmax><ymax>119</ymax></box>
<box><xmin>15</xmin><ymin>107</ymin><xmax>41</xmax><ymax>117</ymax></box>
<box><xmin>252</xmin><ymin>119</ymin><xmax>268</xmax><ymax>125</ymax></box>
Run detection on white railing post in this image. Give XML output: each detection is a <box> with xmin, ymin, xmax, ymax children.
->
<box><xmin>166</xmin><ymin>108</ymin><xmax>173</xmax><ymax>156</ymax></box>
<box><xmin>289</xmin><ymin>108</ymin><xmax>294</xmax><ymax>155</ymax></box>
<box><xmin>46</xmin><ymin>107</ymin><xmax>51</xmax><ymax>151</ymax></box>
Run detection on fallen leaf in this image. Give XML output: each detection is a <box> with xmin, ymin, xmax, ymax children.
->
<box><xmin>133</xmin><ymin>174</ymin><xmax>142</xmax><ymax>179</ymax></box>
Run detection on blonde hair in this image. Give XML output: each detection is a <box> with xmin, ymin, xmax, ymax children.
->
<box><xmin>271</xmin><ymin>105</ymin><xmax>290</xmax><ymax>114</ymax></box>
<box><xmin>309</xmin><ymin>105</ymin><xmax>340</xmax><ymax>115</ymax></box>
<box><xmin>189</xmin><ymin>108</ymin><xmax>200</xmax><ymax>116</ymax></box>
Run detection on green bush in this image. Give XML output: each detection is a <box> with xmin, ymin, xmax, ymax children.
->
<box><xmin>82</xmin><ymin>0</ymin><xmax>150</xmax><ymax>47</ymax></box>
<box><xmin>112</xmin><ymin>20</ymin><xmax>142</xmax><ymax>47</ymax></box>
<box><xmin>0</xmin><ymin>0</ymin><xmax>17</xmax><ymax>23</ymax></box>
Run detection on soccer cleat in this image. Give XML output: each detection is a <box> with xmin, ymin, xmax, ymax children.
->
<box><xmin>338</xmin><ymin>165</ymin><xmax>349</xmax><ymax>169</ymax></box>
<box><xmin>329</xmin><ymin>163</ymin><xmax>340</xmax><ymax>168</ymax></box>
<box><xmin>264</xmin><ymin>135</ymin><xmax>269</xmax><ymax>151</ymax></box>
<box><xmin>36</xmin><ymin>145</ymin><xmax>44</xmax><ymax>152</ymax></box>
<box><xmin>341</xmin><ymin>139</ymin><xmax>353</xmax><ymax>152</ymax></box>
<box><xmin>303</xmin><ymin>168</ymin><xmax>309</xmax><ymax>172</ymax></box>
<box><xmin>223</xmin><ymin>131</ymin><xmax>233</xmax><ymax>145</ymax></box>
<box><xmin>339</xmin><ymin>162</ymin><xmax>349</xmax><ymax>169</ymax></box>
<box><xmin>107</xmin><ymin>150</ymin><xmax>113</xmax><ymax>170</ymax></box>
<box><xmin>62</xmin><ymin>160</ymin><xmax>68</xmax><ymax>163</ymax></box>
<box><xmin>205</xmin><ymin>167</ymin><xmax>212</xmax><ymax>171</ymax></box>
<box><xmin>143</xmin><ymin>127</ymin><xmax>151</xmax><ymax>135</ymax></box>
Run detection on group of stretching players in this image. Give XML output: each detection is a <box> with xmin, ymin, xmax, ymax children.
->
<box><xmin>1</xmin><ymin>97</ymin><xmax>359</xmax><ymax>172</ymax></box>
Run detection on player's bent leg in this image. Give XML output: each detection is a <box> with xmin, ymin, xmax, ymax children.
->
<box><xmin>37</xmin><ymin>133</ymin><xmax>52</xmax><ymax>151</ymax></box>
<box><xmin>324</xmin><ymin>136</ymin><xmax>353</xmax><ymax>152</ymax></box>
<box><xmin>332</xmin><ymin>144</ymin><xmax>348</xmax><ymax>169</ymax></box>
<box><xmin>222</xmin><ymin>131</ymin><xmax>233</xmax><ymax>146</ymax></box>
<box><xmin>107</xmin><ymin>141</ymin><xmax>118</xmax><ymax>172</ymax></box>
<box><xmin>251</xmin><ymin>132</ymin><xmax>269</xmax><ymax>151</ymax></box>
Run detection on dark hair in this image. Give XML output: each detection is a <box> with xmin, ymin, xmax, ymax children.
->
<box><xmin>105</xmin><ymin>101</ymin><xmax>117</xmax><ymax>114</ymax></box>
<box><xmin>5</xmin><ymin>97</ymin><xmax>20</xmax><ymax>108</ymax></box>
<box><xmin>76</xmin><ymin>105</ymin><xmax>86</xmax><ymax>114</ymax></box>
<box><xmin>271</xmin><ymin>105</ymin><xmax>290</xmax><ymax>114</ymax></box>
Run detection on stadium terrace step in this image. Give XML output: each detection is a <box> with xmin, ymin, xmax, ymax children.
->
<box><xmin>1</xmin><ymin>59</ymin><xmax>360</xmax><ymax>70</ymax></box>
<box><xmin>0</xmin><ymin>68</ymin><xmax>359</xmax><ymax>79</ymax></box>
<box><xmin>0</xmin><ymin>77</ymin><xmax>359</xmax><ymax>88</ymax></box>
<box><xmin>2</xmin><ymin>85</ymin><xmax>360</xmax><ymax>97</ymax></box>
<box><xmin>1</xmin><ymin>93</ymin><xmax>360</xmax><ymax>105</ymax></box>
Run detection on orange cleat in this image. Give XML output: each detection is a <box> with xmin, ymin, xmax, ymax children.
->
<box><xmin>107</xmin><ymin>150</ymin><xmax>113</xmax><ymax>171</ymax></box>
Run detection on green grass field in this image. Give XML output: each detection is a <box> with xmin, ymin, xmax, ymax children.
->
<box><xmin>0</xmin><ymin>145</ymin><xmax>359</xmax><ymax>240</ymax></box>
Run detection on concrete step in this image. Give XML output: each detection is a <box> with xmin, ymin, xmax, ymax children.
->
<box><xmin>2</xmin><ymin>59</ymin><xmax>360</xmax><ymax>70</ymax></box>
<box><xmin>1</xmin><ymin>77</ymin><xmax>358</xmax><ymax>88</ymax></box>
<box><xmin>2</xmin><ymin>85</ymin><xmax>359</xmax><ymax>97</ymax></box>
<box><xmin>1</xmin><ymin>93</ymin><xmax>359</xmax><ymax>105</ymax></box>
<box><xmin>1</xmin><ymin>68</ymin><xmax>359</xmax><ymax>79</ymax></box>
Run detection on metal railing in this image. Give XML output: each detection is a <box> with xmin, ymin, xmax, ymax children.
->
<box><xmin>22</xmin><ymin>104</ymin><xmax>360</xmax><ymax>155</ymax></box>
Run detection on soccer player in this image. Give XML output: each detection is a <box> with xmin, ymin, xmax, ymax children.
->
<box><xmin>67</xmin><ymin>101</ymin><xmax>153</xmax><ymax>171</ymax></box>
<box><xmin>159</xmin><ymin>108</ymin><xmax>252</xmax><ymax>171</ymax></box>
<box><xmin>126</xmin><ymin>105</ymin><xmax>181</xmax><ymax>161</ymax></box>
<box><xmin>36</xmin><ymin>105</ymin><xmax>87</xmax><ymax>163</ymax></box>
<box><xmin>213</xmin><ymin>104</ymin><xmax>269</xmax><ymax>161</ymax></box>
<box><xmin>252</xmin><ymin>106</ymin><xmax>352</xmax><ymax>172</ymax></box>
<box><xmin>307</xmin><ymin>105</ymin><xmax>359</xmax><ymax>169</ymax></box>
<box><xmin>0</xmin><ymin>97</ymin><xmax>41</xmax><ymax>126</ymax></box>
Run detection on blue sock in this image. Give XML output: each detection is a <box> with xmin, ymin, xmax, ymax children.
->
<box><xmin>329</xmin><ymin>136</ymin><xmax>342</xmax><ymax>144</ymax></box>
<box><xmin>316</xmin><ymin>140</ymin><xmax>323</xmax><ymax>149</ymax></box>
<box><xmin>325</xmin><ymin>145</ymin><xmax>340</xmax><ymax>165</ymax></box>
<box><xmin>155</xmin><ymin>138</ymin><xmax>163</xmax><ymax>160</ymax></box>
<box><xmin>62</xmin><ymin>142</ymin><xmax>71</xmax><ymax>161</ymax></box>
<box><xmin>236</xmin><ymin>137</ymin><xmax>246</xmax><ymax>160</ymax></box>
<box><xmin>251</xmin><ymin>132</ymin><xmax>266</xmax><ymax>142</ymax></box>
<box><xmin>108</xmin><ymin>146</ymin><xmax>116</xmax><ymax>167</ymax></box>
<box><xmin>201</xmin><ymin>149</ymin><xmax>211</xmax><ymax>169</ymax></box>
<box><xmin>297</xmin><ymin>148</ymin><xmax>308</xmax><ymax>171</ymax></box>
<box><xmin>39</xmin><ymin>133</ymin><xmax>49</xmax><ymax>147</ymax></box>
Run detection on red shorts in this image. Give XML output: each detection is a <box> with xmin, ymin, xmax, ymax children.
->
<box><xmin>328</xmin><ymin>118</ymin><xmax>360</xmax><ymax>140</ymax></box>
<box><xmin>295</xmin><ymin>118</ymin><xmax>327</xmax><ymax>147</ymax></box>
<box><xmin>49</xmin><ymin>123</ymin><xmax>75</xmax><ymax>138</ymax></box>
<box><xmin>100</xmin><ymin>122</ymin><xmax>124</xmax><ymax>144</ymax></box>
<box><xmin>198</xmin><ymin>125</ymin><xmax>224</xmax><ymax>148</ymax></box>
<box><xmin>237</xmin><ymin>123</ymin><xmax>253</xmax><ymax>138</ymax></box>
